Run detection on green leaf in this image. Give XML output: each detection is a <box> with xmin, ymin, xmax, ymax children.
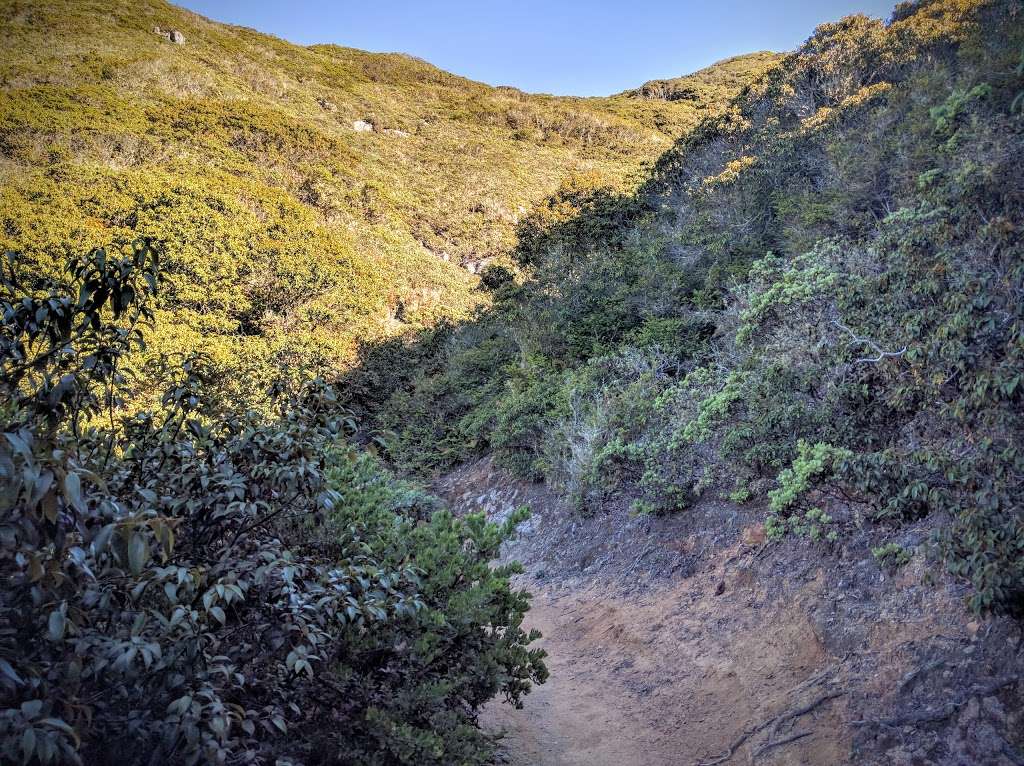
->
<box><xmin>63</xmin><ymin>471</ymin><xmax>85</xmax><ymax>513</ymax></box>
<box><xmin>91</xmin><ymin>524</ymin><xmax>115</xmax><ymax>556</ymax></box>
<box><xmin>128</xmin><ymin>533</ymin><xmax>148</xmax><ymax>575</ymax></box>
<box><xmin>47</xmin><ymin>609</ymin><xmax>65</xmax><ymax>642</ymax></box>
<box><xmin>21</xmin><ymin>727</ymin><xmax>36</xmax><ymax>763</ymax></box>
<box><xmin>0</xmin><ymin>658</ymin><xmax>22</xmax><ymax>685</ymax></box>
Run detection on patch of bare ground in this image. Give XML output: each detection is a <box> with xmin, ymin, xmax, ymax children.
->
<box><xmin>435</xmin><ymin>457</ymin><xmax>1024</xmax><ymax>766</ymax></box>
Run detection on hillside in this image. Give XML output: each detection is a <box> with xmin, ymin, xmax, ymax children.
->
<box><xmin>357</xmin><ymin>0</ymin><xmax>1023</xmax><ymax>607</ymax></box>
<box><xmin>0</xmin><ymin>0</ymin><xmax>769</xmax><ymax>406</ymax></box>
<box><xmin>2</xmin><ymin>0</ymin><xmax>1023</xmax><ymax>764</ymax></box>
<box><xmin>618</xmin><ymin>51</ymin><xmax>783</xmax><ymax>101</ymax></box>
<box><xmin>350</xmin><ymin>0</ymin><xmax>1024</xmax><ymax>758</ymax></box>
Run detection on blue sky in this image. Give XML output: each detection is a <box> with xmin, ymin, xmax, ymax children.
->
<box><xmin>178</xmin><ymin>0</ymin><xmax>899</xmax><ymax>96</ymax></box>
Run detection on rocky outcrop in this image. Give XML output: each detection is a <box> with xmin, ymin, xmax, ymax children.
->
<box><xmin>153</xmin><ymin>26</ymin><xmax>185</xmax><ymax>44</ymax></box>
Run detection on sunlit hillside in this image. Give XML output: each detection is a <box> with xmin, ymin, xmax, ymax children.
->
<box><xmin>3</xmin><ymin>1</ymin><xmax>1020</xmax><ymax>764</ymax></box>
<box><xmin>0</xmin><ymin>0</ymin><xmax>773</xmax><ymax>403</ymax></box>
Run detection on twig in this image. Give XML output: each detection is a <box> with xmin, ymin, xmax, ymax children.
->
<box><xmin>898</xmin><ymin>659</ymin><xmax>944</xmax><ymax>693</ymax></box>
<box><xmin>623</xmin><ymin>545</ymin><xmax>657</xmax><ymax>577</ymax></box>
<box><xmin>785</xmin><ymin>664</ymin><xmax>839</xmax><ymax>698</ymax></box>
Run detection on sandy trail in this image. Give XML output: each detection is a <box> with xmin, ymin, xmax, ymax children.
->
<box><xmin>439</xmin><ymin>458</ymin><xmax>1020</xmax><ymax>766</ymax></box>
<box><xmin>482</xmin><ymin>572</ymin><xmax>848</xmax><ymax>766</ymax></box>
<box><xmin>483</xmin><ymin>589</ymin><xmax>682</xmax><ymax>766</ymax></box>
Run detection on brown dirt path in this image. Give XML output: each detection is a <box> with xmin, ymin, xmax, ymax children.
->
<box><xmin>483</xmin><ymin>570</ymin><xmax>848</xmax><ymax>766</ymax></box>
<box><xmin>436</xmin><ymin>457</ymin><xmax>1019</xmax><ymax>766</ymax></box>
<box><xmin>482</xmin><ymin>588</ymin><xmax>683</xmax><ymax>766</ymax></box>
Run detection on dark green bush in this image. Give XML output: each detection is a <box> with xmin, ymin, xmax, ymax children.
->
<box><xmin>0</xmin><ymin>245</ymin><xmax>545</xmax><ymax>765</ymax></box>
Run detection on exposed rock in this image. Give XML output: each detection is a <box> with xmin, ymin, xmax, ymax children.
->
<box><xmin>384</xmin><ymin>128</ymin><xmax>411</xmax><ymax>138</ymax></box>
<box><xmin>317</xmin><ymin>97</ymin><xmax>337</xmax><ymax>112</ymax></box>
<box><xmin>464</xmin><ymin>257</ymin><xmax>494</xmax><ymax>274</ymax></box>
<box><xmin>982</xmin><ymin>695</ymin><xmax>1007</xmax><ymax>725</ymax></box>
<box><xmin>352</xmin><ymin>120</ymin><xmax>374</xmax><ymax>133</ymax></box>
<box><xmin>153</xmin><ymin>26</ymin><xmax>185</xmax><ymax>45</ymax></box>
<box><xmin>960</xmin><ymin>696</ymin><xmax>981</xmax><ymax>725</ymax></box>
<box><xmin>742</xmin><ymin>523</ymin><xmax>766</xmax><ymax>546</ymax></box>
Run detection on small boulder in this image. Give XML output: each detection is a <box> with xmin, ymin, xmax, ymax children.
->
<box><xmin>154</xmin><ymin>26</ymin><xmax>185</xmax><ymax>44</ymax></box>
<box><xmin>352</xmin><ymin>120</ymin><xmax>374</xmax><ymax>133</ymax></box>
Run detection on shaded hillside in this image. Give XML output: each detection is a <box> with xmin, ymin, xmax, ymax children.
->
<box><xmin>353</xmin><ymin>0</ymin><xmax>1024</xmax><ymax>617</ymax></box>
<box><xmin>0</xmin><ymin>0</ymin><xmax>767</xmax><ymax>405</ymax></box>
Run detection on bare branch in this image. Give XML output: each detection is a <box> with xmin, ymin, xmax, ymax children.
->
<box><xmin>831</xmin><ymin>319</ymin><xmax>906</xmax><ymax>364</ymax></box>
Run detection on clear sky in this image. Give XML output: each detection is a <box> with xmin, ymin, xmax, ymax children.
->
<box><xmin>177</xmin><ymin>0</ymin><xmax>899</xmax><ymax>97</ymax></box>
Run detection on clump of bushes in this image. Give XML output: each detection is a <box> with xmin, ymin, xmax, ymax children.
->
<box><xmin>356</xmin><ymin>0</ymin><xmax>1024</xmax><ymax>617</ymax></box>
<box><xmin>0</xmin><ymin>244</ymin><xmax>545</xmax><ymax>765</ymax></box>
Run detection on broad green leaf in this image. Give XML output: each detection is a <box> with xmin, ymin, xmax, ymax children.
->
<box><xmin>0</xmin><ymin>658</ymin><xmax>22</xmax><ymax>685</ymax></box>
<box><xmin>21</xmin><ymin>727</ymin><xmax>36</xmax><ymax>763</ymax></box>
<box><xmin>47</xmin><ymin>610</ymin><xmax>65</xmax><ymax>642</ymax></box>
<box><xmin>63</xmin><ymin>472</ymin><xmax>85</xmax><ymax>513</ymax></box>
<box><xmin>128</xmin><ymin>533</ymin><xmax>148</xmax><ymax>575</ymax></box>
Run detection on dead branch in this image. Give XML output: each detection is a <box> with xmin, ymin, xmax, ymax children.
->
<box><xmin>832</xmin><ymin>319</ymin><xmax>906</xmax><ymax>364</ymax></box>
<box><xmin>769</xmin><ymin>691</ymin><xmax>845</xmax><ymax>734</ymax></box>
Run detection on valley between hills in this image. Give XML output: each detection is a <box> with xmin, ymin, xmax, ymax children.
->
<box><xmin>1</xmin><ymin>1</ymin><xmax>1023</xmax><ymax>764</ymax></box>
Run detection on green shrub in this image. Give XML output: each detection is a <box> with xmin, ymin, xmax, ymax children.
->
<box><xmin>872</xmin><ymin>542</ymin><xmax>913</xmax><ymax>569</ymax></box>
<box><xmin>0</xmin><ymin>246</ymin><xmax>545</xmax><ymax>765</ymax></box>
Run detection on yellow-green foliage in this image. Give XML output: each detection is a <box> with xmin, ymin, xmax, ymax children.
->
<box><xmin>0</xmin><ymin>0</ymin><xmax>767</xmax><ymax>402</ymax></box>
<box><xmin>617</xmin><ymin>52</ymin><xmax>783</xmax><ymax>104</ymax></box>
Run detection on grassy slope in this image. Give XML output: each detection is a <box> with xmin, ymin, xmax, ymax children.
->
<box><xmin>616</xmin><ymin>51</ymin><xmax>783</xmax><ymax>101</ymax></box>
<box><xmin>0</xmin><ymin>0</ymin><xmax>770</xmax><ymax>402</ymax></box>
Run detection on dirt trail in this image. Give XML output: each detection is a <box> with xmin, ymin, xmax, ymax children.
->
<box><xmin>482</xmin><ymin>588</ymin><xmax>683</xmax><ymax>766</ymax></box>
<box><xmin>483</xmin><ymin>573</ymin><xmax>846</xmax><ymax>766</ymax></box>
<box><xmin>436</xmin><ymin>457</ymin><xmax>1021</xmax><ymax>766</ymax></box>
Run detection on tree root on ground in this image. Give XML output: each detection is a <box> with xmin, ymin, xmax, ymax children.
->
<box><xmin>694</xmin><ymin>690</ymin><xmax>845</xmax><ymax>766</ymax></box>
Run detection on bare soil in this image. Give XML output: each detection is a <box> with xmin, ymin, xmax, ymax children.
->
<box><xmin>435</xmin><ymin>457</ymin><xmax>1024</xmax><ymax>766</ymax></box>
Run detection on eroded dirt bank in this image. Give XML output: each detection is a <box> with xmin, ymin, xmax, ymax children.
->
<box><xmin>436</xmin><ymin>458</ymin><xmax>1024</xmax><ymax>766</ymax></box>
